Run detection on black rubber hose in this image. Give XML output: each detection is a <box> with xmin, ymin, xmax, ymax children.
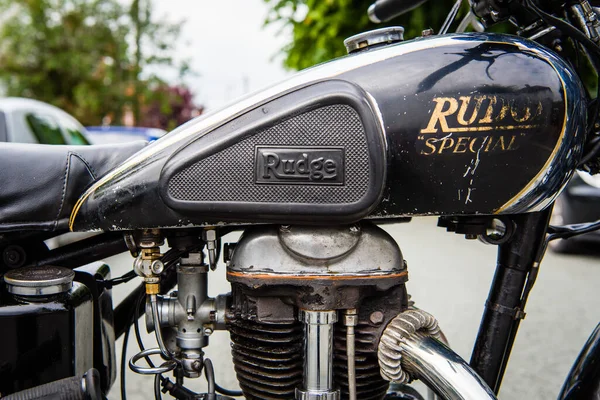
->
<box><xmin>3</xmin><ymin>369</ymin><xmax>102</xmax><ymax>400</ymax></box>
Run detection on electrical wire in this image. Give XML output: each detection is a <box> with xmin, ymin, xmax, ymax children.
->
<box><xmin>215</xmin><ymin>383</ymin><xmax>243</xmax><ymax>397</ymax></box>
<box><xmin>154</xmin><ymin>373</ymin><xmax>163</xmax><ymax>400</ymax></box>
<box><xmin>132</xmin><ymin>292</ymin><xmax>166</xmax><ymax>400</ymax></box>
<box><xmin>102</xmin><ymin>270</ymin><xmax>137</xmax><ymax>289</ymax></box>
<box><xmin>548</xmin><ymin>219</ymin><xmax>600</xmax><ymax>238</ymax></box>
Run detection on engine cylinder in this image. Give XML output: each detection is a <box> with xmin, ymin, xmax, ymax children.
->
<box><xmin>229</xmin><ymin>319</ymin><xmax>304</xmax><ymax>399</ymax></box>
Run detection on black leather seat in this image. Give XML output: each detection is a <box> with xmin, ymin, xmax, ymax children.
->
<box><xmin>0</xmin><ymin>141</ymin><xmax>146</xmax><ymax>232</ymax></box>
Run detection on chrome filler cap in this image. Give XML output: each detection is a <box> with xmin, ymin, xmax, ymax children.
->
<box><xmin>4</xmin><ymin>266</ymin><xmax>74</xmax><ymax>297</ymax></box>
<box><xmin>344</xmin><ymin>26</ymin><xmax>405</xmax><ymax>54</ymax></box>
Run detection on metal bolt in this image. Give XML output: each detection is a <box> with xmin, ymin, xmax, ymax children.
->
<box><xmin>205</xmin><ymin>327</ymin><xmax>213</xmax><ymax>336</ymax></box>
<box><xmin>6</xmin><ymin>250</ymin><xmax>18</xmax><ymax>263</ymax></box>
<box><xmin>422</xmin><ymin>28</ymin><xmax>434</xmax><ymax>37</ymax></box>
<box><xmin>151</xmin><ymin>260</ymin><xmax>164</xmax><ymax>274</ymax></box>
<box><xmin>370</xmin><ymin>311</ymin><xmax>385</xmax><ymax>325</ymax></box>
<box><xmin>3</xmin><ymin>245</ymin><xmax>24</xmax><ymax>268</ymax></box>
<box><xmin>192</xmin><ymin>360</ymin><xmax>202</xmax><ymax>371</ymax></box>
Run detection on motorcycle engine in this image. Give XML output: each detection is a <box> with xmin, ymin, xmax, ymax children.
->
<box><xmin>225</xmin><ymin>222</ymin><xmax>408</xmax><ymax>399</ymax></box>
<box><xmin>136</xmin><ymin>222</ymin><xmax>415</xmax><ymax>399</ymax></box>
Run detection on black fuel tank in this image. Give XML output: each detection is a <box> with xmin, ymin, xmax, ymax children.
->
<box><xmin>69</xmin><ymin>33</ymin><xmax>587</xmax><ymax>231</ymax></box>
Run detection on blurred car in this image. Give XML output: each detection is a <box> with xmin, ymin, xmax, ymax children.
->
<box><xmin>550</xmin><ymin>170</ymin><xmax>600</xmax><ymax>253</ymax></box>
<box><xmin>0</xmin><ymin>97</ymin><xmax>90</xmax><ymax>145</ymax></box>
<box><xmin>85</xmin><ymin>126</ymin><xmax>166</xmax><ymax>144</ymax></box>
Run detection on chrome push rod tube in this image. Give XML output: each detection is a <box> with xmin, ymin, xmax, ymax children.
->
<box><xmin>296</xmin><ymin>310</ymin><xmax>340</xmax><ymax>400</ymax></box>
<box><xmin>401</xmin><ymin>335</ymin><xmax>497</xmax><ymax>400</ymax></box>
<box><xmin>343</xmin><ymin>309</ymin><xmax>358</xmax><ymax>400</ymax></box>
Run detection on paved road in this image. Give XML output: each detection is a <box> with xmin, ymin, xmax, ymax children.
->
<box><xmin>107</xmin><ymin>217</ymin><xmax>600</xmax><ymax>399</ymax></box>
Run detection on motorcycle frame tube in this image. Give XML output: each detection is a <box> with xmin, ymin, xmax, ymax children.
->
<box><xmin>31</xmin><ymin>233</ymin><xmax>128</xmax><ymax>269</ymax></box>
<box><xmin>470</xmin><ymin>209</ymin><xmax>552</xmax><ymax>392</ymax></box>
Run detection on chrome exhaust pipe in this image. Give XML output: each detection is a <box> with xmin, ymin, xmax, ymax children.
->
<box><xmin>401</xmin><ymin>334</ymin><xmax>497</xmax><ymax>400</ymax></box>
<box><xmin>378</xmin><ymin>308</ymin><xmax>497</xmax><ymax>400</ymax></box>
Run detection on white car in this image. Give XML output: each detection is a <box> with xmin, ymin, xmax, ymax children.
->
<box><xmin>0</xmin><ymin>97</ymin><xmax>90</xmax><ymax>145</ymax></box>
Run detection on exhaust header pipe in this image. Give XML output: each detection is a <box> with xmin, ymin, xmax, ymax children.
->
<box><xmin>378</xmin><ymin>309</ymin><xmax>497</xmax><ymax>400</ymax></box>
<box><xmin>402</xmin><ymin>334</ymin><xmax>497</xmax><ymax>400</ymax></box>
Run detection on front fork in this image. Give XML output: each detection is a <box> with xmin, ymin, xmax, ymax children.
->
<box><xmin>470</xmin><ymin>209</ymin><xmax>553</xmax><ymax>393</ymax></box>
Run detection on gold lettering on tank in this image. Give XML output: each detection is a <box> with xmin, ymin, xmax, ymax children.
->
<box><xmin>417</xmin><ymin>94</ymin><xmax>544</xmax><ymax>156</ymax></box>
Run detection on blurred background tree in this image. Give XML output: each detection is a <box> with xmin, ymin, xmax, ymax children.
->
<box><xmin>263</xmin><ymin>0</ymin><xmax>510</xmax><ymax>70</ymax></box>
<box><xmin>0</xmin><ymin>0</ymin><xmax>200</xmax><ymax>128</ymax></box>
<box><xmin>140</xmin><ymin>83</ymin><xmax>203</xmax><ymax>131</ymax></box>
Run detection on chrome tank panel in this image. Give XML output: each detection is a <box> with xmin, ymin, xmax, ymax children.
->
<box><xmin>69</xmin><ymin>33</ymin><xmax>587</xmax><ymax>231</ymax></box>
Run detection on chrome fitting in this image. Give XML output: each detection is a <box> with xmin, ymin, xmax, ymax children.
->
<box><xmin>300</xmin><ymin>310</ymin><xmax>337</xmax><ymax>325</ymax></box>
<box><xmin>202</xmin><ymin>228</ymin><xmax>218</xmax><ymax>270</ymax></box>
<box><xmin>295</xmin><ymin>388</ymin><xmax>339</xmax><ymax>400</ymax></box>
<box><xmin>297</xmin><ymin>310</ymin><xmax>340</xmax><ymax>400</ymax></box>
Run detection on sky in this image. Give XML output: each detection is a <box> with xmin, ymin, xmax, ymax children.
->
<box><xmin>151</xmin><ymin>0</ymin><xmax>292</xmax><ymax>111</ymax></box>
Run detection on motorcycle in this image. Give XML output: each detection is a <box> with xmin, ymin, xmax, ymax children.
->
<box><xmin>2</xmin><ymin>0</ymin><xmax>600</xmax><ymax>399</ymax></box>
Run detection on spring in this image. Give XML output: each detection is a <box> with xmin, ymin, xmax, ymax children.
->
<box><xmin>334</xmin><ymin>322</ymin><xmax>389</xmax><ymax>400</ymax></box>
<box><xmin>229</xmin><ymin>319</ymin><xmax>304</xmax><ymax>399</ymax></box>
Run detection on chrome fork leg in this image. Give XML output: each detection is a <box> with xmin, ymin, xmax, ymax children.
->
<box><xmin>296</xmin><ymin>310</ymin><xmax>340</xmax><ymax>400</ymax></box>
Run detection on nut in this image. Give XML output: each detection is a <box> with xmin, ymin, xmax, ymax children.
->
<box><xmin>151</xmin><ymin>260</ymin><xmax>164</xmax><ymax>274</ymax></box>
<box><xmin>145</xmin><ymin>283</ymin><xmax>160</xmax><ymax>295</ymax></box>
<box><xmin>344</xmin><ymin>314</ymin><xmax>358</xmax><ymax>326</ymax></box>
<box><xmin>202</xmin><ymin>229</ymin><xmax>216</xmax><ymax>242</ymax></box>
<box><xmin>370</xmin><ymin>311</ymin><xmax>385</xmax><ymax>325</ymax></box>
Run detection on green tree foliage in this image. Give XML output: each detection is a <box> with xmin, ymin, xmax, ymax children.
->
<box><xmin>0</xmin><ymin>0</ymin><xmax>195</xmax><ymax>126</ymax></box>
<box><xmin>264</xmin><ymin>0</ymin><xmax>497</xmax><ymax>70</ymax></box>
<box><xmin>128</xmin><ymin>0</ymin><xmax>190</xmax><ymax>124</ymax></box>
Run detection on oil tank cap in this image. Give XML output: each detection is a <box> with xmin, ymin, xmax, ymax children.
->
<box><xmin>344</xmin><ymin>26</ymin><xmax>405</xmax><ymax>54</ymax></box>
<box><xmin>4</xmin><ymin>266</ymin><xmax>74</xmax><ymax>297</ymax></box>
